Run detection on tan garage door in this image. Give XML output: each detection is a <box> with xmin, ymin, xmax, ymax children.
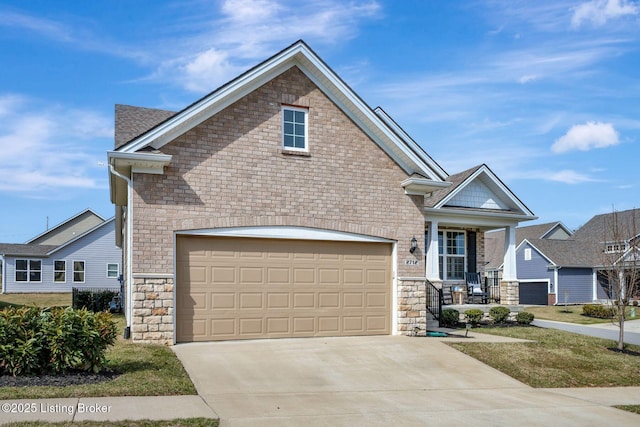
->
<box><xmin>176</xmin><ymin>235</ymin><xmax>392</xmax><ymax>342</ymax></box>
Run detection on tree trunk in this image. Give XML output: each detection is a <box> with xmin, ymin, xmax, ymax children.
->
<box><xmin>618</xmin><ymin>313</ymin><xmax>625</xmax><ymax>351</ymax></box>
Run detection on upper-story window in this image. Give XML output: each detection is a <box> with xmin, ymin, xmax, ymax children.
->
<box><xmin>282</xmin><ymin>106</ymin><xmax>308</xmax><ymax>151</ymax></box>
<box><xmin>605</xmin><ymin>241</ymin><xmax>628</xmax><ymax>253</ymax></box>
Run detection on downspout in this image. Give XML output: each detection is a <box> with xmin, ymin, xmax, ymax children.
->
<box><xmin>1</xmin><ymin>256</ymin><xmax>5</xmax><ymax>293</ymax></box>
<box><xmin>109</xmin><ymin>164</ymin><xmax>133</xmax><ymax>339</ymax></box>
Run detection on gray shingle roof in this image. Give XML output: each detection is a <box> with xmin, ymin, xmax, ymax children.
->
<box><xmin>115</xmin><ymin>104</ymin><xmax>176</xmax><ymax>149</ymax></box>
<box><xmin>0</xmin><ymin>244</ymin><xmax>58</xmax><ymax>257</ymax></box>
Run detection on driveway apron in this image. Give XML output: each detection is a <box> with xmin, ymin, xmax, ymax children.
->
<box><xmin>172</xmin><ymin>335</ymin><xmax>640</xmax><ymax>426</ymax></box>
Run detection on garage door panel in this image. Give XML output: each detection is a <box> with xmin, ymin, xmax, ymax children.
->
<box><xmin>176</xmin><ymin>236</ymin><xmax>391</xmax><ymax>342</ymax></box>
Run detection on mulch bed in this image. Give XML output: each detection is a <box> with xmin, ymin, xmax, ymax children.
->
<box><xmin>0</xmin><ymin>370</ymin><xmax>121</xmax><ymax>387</ymax></box>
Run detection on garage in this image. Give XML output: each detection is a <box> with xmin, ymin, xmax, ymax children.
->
<box><xmin>519</xmin><ymin>281</ymin><xmax>548</xmax><ymax>305</ymax></box>
<box><xmin>175</xmin><ymin>235</ymin><xmax>392</xmax><ymax>342</ymax></box>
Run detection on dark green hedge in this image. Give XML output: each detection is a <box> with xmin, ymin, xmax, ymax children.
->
<box><xmin>583</xmin><ymin>304</ymin><xmax>615</xmax><ymax>319</ymax></box>
<box><xmin>72</xmin><ymin>289</ymin><xmax>119</xmax><ymax>312</ymax></box>
<box><xmin>0</xmin><ymin>306</ymin><xmax>118</xmax><ymax>376</ymax></box>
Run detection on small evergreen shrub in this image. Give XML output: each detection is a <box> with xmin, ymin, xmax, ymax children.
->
<box><xmin>489</xmin><ymin>306</ymin><xmax>511</xmax><ymax>323</ymax></box>
<box><xmin>633</xmin><ymin>300</ymin><xmax>638</xmax><ymax>307</ymax></box>
<box><xmin>0</xmin><ymin>306</ymin><xmax>118</xmax><ymax>376</ymax></box>
<box><xmin>582</xmin><ymin>304</ymin><xmax>615</xmax><ymax>319</ymax></box>
<box><xmin>441</xmin><ymin>309</ymin><xmax>460</xmax><ymax>327</ymax></box>
<box><xmin>516</xmin><ymin>311</ymin><xmax>535</xmax><ymax>325</ymax></box>
<box><xmin>464</xmin><ymin>309</ymin><xmax>484</xmax><ymax>326</ymax></box>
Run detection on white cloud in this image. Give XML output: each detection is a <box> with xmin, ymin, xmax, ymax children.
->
<box><xmin>518</xmin><ymin>74</ymin><xmax>538</xmax><ymax>84</ymax></box>
<box><xmin>551</xmin><ymin>121</ymin><xmax>619</xmax><ymax>153</ymax></box>
<box><xmin>151</xmin><ymin>0</ymin><xmax>381</xmax><ymax>92</ymax></box>
<box><xmin>0</xmin><ymin>97</ymin><xmax>112</xmax><ymax>195</ymax></box>
<box><xmin>547</xmin><ymin>169</ymin><xmax>599</xmax><ymax>184</ymax></box>
<box><xmin>572</xmin><ymin>0</ymin><xmax>639</xmax><ymax>28</ymax></box>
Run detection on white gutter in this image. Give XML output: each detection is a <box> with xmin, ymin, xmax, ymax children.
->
<box><xmin>109</xmin><ymin>164</ymin><xmax>133</xmax><ymax>337</ymax></box>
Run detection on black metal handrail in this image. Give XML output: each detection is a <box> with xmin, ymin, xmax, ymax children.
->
<box><xmin>486</xmin><ymin>276</ymin><xmax>501</xmax><ymax>303</ymax></box>
<box><xmin>425</xmin><ymin>279</ymin><xmax>443</xmax><ymax>327</ymax></box>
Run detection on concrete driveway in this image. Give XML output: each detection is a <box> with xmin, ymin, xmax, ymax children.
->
<box><xmin>173</xmin><ymin>335</ymin><xmax>640</xmax><ymax>426</ymax></box>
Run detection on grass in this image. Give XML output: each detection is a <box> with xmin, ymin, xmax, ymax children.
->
<box><xmin>449</xmin><ymin>326</ymin><xmax>640</xmax><ymax>388</ymax></box>
<box><xmin>0</xmin><ymin>294</ymin><xmax>197</xmax><ymax>399</ymax></box>
<box><xmin>0</xmin><ymin>292</ymin><xmax>72</xmax><ymax>309</ymax></box>
<box><xmin>615</xmin><ymin>405</ymin><xmax>640</xmax><ymax>414</ymax></box>
<box><xmin>524</xmin><ymin>304</ymin><xmax>638</xmax><ymax>324</ymax></box>
<box><xmin>4</xmin><ymin>419</ymin><xmax>218</xmax><ymax>427</ymax></box>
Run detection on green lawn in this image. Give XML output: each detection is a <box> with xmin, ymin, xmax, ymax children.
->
<box><xmin>0</xmin><ymin>292</ymin><xmax>72</xmax><ymax>309</ymax></box>
<box><xmin>524</xmin><ymin>304</ymin><xmax>638</xmax><ymax>324</ymax></box>
<box><xmin>0</xmin><ymin>295</ymin><xmax>197</xmax><ymax>400</ymax></box>
<box><xmin>450</xmin><ymin>326</ymin><xmax>640</xmax><ymax>388</ymax></box>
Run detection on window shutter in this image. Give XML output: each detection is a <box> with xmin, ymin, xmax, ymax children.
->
<box><xmin>467</xmin><ymin>231</ymin><xmax>477</xmax><ymax>273</ymax></box>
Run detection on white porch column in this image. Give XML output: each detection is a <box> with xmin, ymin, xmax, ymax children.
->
<box><xmin>503</xmin><ymin>225</ymin><xmax>517</xmax><ymax>282</ymax></box>
<box><xmin>425</xmin><ymin>220</ymin><xmax>440</xmax><ymax>282</ymax></box>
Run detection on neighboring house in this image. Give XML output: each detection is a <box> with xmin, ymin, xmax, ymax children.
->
<box><xmin>485</xmin><ymin>212</ymin><xmax>639</xmax><ymax>305</ymax></box>
<box><xmin>0</xmin><ymin>210</ymin><xmax>122</xmax><ymax>293</ymax></box>
<box><xmin>108</xmin><ymin>40</ymin><xmax>536</xmax><ymax>345</ymax></box>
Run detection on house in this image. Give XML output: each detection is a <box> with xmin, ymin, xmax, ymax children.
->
<box><xmin>0</xmin><ymin>209</ymin><xmax>122</xmax><ymax>293</ymax></box>
<box><xmin>485</xmin><ymin>212</ymin><xmax>640</xmax><ymax>305</ymax></box>
<box><xmin>108</xmin><ymin>40</ymin><xmax>536</xmax><ymax>345</ymax></box>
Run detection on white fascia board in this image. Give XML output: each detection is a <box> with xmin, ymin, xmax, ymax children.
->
<box><xmin>108</xmin><ymin>151</ymin><xmax>172</xmax><ymax>172</ymax></box>
<box><xmin>436</xmin><ymin>165</ymin><xmax>534</xmax><ymax>216</ymax></box>
<box><xmin>46</xmin><ymin>218</ymin><xmax>116</xmax><ymax>256</ymax></box>
<box><xmin>296</xmin><ymin>54</ymin><xmax>441</xmax><ymax>179</ymax></box>
<box><xmin>517</xmin><ymin>239</ymin><xmax>556</xmax><ymax>266</ymax></box>
<box><xmin>25</xmin><ymin>208</ymin><xmax>105</xmax><ymax>244</ymax></box>
<box><xmin>401</xmin><ymin>177</ymin><xmax>451</xmax><ymax>195</ymax></box>
<box><xmin>373</xmin><ymin>108</ymin><xmax>448</xmax><ymax>180</ymax></box>
<box><xmin>176</xmin><ymin>226</ymin><xmax>395</xmax><ymax>243</ymax></box>
<box><xmin>425</xmin><ymin>207</ymin><xmax>536</xmax><ymax>229</ymax></box>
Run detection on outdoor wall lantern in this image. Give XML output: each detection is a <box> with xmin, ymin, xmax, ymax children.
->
<box><xmin>409</xmin><ymin>236</ymin><xmax>418</xmax><ymax>254</ymax></box>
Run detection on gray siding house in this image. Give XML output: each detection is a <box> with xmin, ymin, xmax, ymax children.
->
<box><xmin>485</xmin><ymin>214</ymin><xmax>636</xmax><ymax>305</ymax></box>
<box><xmin>0</xmin><ymin>211</ymin><xmax>122</xmax><ymax>293</ymax></box>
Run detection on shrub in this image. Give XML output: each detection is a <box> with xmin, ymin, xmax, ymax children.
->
<box><xmin>489</xmin><ymin>306</ymin><xmax>511</xmax><ymax>324</ymax></box>
<box><xmin>464</xmin><ymin>309</ymin><xmax>484</xmax><ymax>326</ymax></box>
<box><xmin>441</xmin><ymin>309</ymin><xmax>460</xmax><ymax>327</ymax></box>
<box><xmin>72</xmin><ymin>289</ymin><xmax>119</xmax><ymax>312</ymax></box>
<box><xmin>516</xmin><ymin>311</ymin><xmax>535</xmax><ymax>325</ymax></box>
<box><xmin>0</xmin><ymin>306</ymin><xmax>118</xmax><ymax>376</ymax></box>
<box><xmin>582</xmin><ymin>304</ymin><xmax>615</xmax><ymax>319</ymax></box>
<box><xmin>633</xmin><ymin>300</ymin><xmax>638</xmax><ymax>307</ymax></box>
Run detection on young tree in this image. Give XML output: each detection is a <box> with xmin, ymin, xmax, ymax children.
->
<box><xmin>598</xmin><ymin>208</ymin><xmax>640</xmax><ymax>351</ymax></box>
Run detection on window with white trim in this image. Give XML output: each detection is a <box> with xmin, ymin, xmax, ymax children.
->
<box><xmin>282</xmin><ymin>106</ymin><xmax>308</xmax><ymax>151</ymax></box>
<box><xmin>605</xmin><ymin>241</ymin><xmax>628</xmax><ymax>253</ymax></box>
<box><xmin>15</xmin><ymin>259</ymin><xmax>42</xmax><ymax>283</ymax></box>
<box><xmin>524</xmin><ymin>248</ymin><xmax>532</xmax><ymax>261</ymax></box>
<box><xmin>107</xmin><ymin>263</ymin><xmax>119</xmax><ymax>279</ymax></box>
<box><xmin>73</xmin><ymin>261</ymin><xmax>85</xmax><ymax>283</ymax></box>
<box><xmin>438</xmin><ymin>231</ymin><xmax>465</xmax><ymax>281</ymax></box>
<box><xmin>54</xmin><ymin>260</ymin><xmax>66</xmax><ymax>283</ymax></box>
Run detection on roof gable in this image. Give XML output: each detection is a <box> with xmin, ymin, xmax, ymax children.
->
<box><xmin>26</xmin><ymin>209</ymin><xmax>105</xmax><ymax>246</ymax></box>
<box><xmin>427</xmin><ymin>164</ymin><xmax>534</xmax><ymax>216</ymax></box>
<box><xmin>114</xmin><ymin>40</ymin><xmax>446</xmax><ymax>181</ymax></box>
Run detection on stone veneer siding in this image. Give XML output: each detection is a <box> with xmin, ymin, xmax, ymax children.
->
<box><xmin>397</xmin><ymin>279</ymin><xmax>427</xmax><ymax>335</ymax></box>
<box><xmin>131</xmin><ymin>277</ymin><xmax>174</xmax><ymax>345</ymax></box>
<box><xmin>500</xmin><ymin>281</ymin><xmax>519</xmax><ymax>305</ymax></box>
<box><xmin>127</xmin><ymin>66</ymin><xmax>428</xmax><ymax>343</ymax></box>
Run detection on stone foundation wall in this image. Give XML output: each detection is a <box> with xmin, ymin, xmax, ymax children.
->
<box><xmin>131</xmin><ymin>277</ymin><xmax>174</xmax><ymax>345</ymax></box>
<box><xmin>397</xmin><ymin>279</ymin><xmax>427</xmax><ymax>336</ymax></box>
<box><xmin>500</xmin><ymin>280</ymin><xmax>519</xmax><ymax>305</ymax></box>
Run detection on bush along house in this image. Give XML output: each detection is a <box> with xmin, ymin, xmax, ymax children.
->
<box><xmin>108</xmin><ymin>40</ymin><xmax>536</xmax><ymax>344</ymax></box>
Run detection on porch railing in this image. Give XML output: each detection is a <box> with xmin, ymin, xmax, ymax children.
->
<box><xmin>486</xmin><ymin>276</ymin><xmax>501</xmax><ymax>303</ymax></box>
<box><xmin>425</xmin><ymin>279</ymin><xmax>443</xmax><ymax>327</ymax></box>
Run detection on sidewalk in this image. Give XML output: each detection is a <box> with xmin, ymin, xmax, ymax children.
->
<box><xmin>0</xmin><ymin>395</ymin><xmax>217</xmax><ymax>424</ymax></box>
<box><xmin>533</xmin><ymin>318</ymin><xmax>640</xmax><ymax>345</ymax></box>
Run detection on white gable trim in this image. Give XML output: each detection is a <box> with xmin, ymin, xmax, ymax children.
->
<box><xmin>540</xmin><ymin>222</ymin><xmax>573</xmax><ymax>239</ymax></box>
<box><xmin>436</xmin><ymin>165</ymin><xmax>534</xmax><ymax>216</ymax></box>
<box><xmin>116</xmin><ymin>41</ymin><xmax>444</xmax><ymax>181</ymax></box>
<box><xmin>517</xmin><ymin>239</ymin><xmax>556</xmax><ymax>266</ymax></box>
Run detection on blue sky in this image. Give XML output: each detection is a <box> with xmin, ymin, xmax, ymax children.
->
<box><xmin>1</xmin><ymin>0</ymin><xmax>639</xmax><ymax>242</ymax></box>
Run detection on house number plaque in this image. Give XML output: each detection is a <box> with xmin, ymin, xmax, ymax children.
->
<box><xmin>404</xmin><ymin>259</ymin><xmax>419</xmax><ymax>265</ymax></box>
